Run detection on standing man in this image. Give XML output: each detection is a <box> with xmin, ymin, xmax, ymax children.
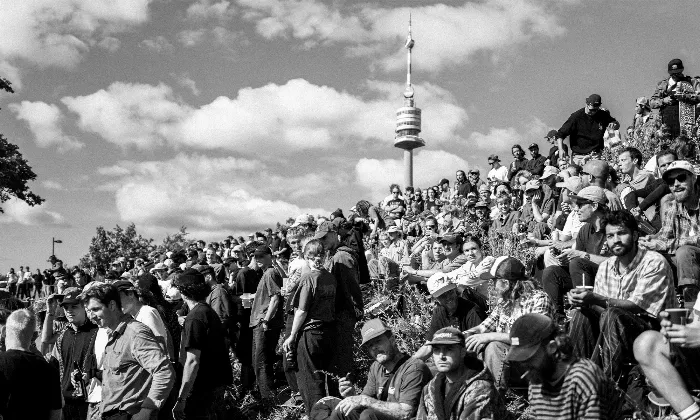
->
<box><xmin>82</xmin><ymin>283</ymin><xmax>175</xmax><ymax>420</ymax></box>
<box><xmin>453</xmin><ymin>170</ymin><xmax>470</xmax><ymax>199</ymax></box>
<box><xmin>544</xmin><ymin>130</ymin><xmax>568</xmax><ymax>166</ymax></box>
<box><xmin>508</xmin><ymin>145</ymin><xmax>529</xmax><ymax>182</ymax></box>
<box><xmin>487</xmin><ymin>154</ymin><xmax>509</xmax><ymax>183</ymax></box>
<box><xmin>526</xmin><ymin>143</ymin><xmax>547</xmax><ymax>176</ymax></box>
<box><xmin>172</xmin><ymin>269</ymin><xmax>233</xmax><ymax>420</ymax></box>
<box><xmin>249</xmin><ymin>245</ymin><xmax>284</xmax><ymax>400</ymax></box>
<box><xmin>46</xmin><ymin>288</ymin><xmax>99</xmax><ymax>420</ymax></box>
<box><xmin>232</xmin><ymin>251</ymin><xmax>261</xmax><ymax>393</ymax></box>
<box><xmin>556</xmin><ymin>94</ymin><xmax>619</xmax><ymax>165</ymax></box>
<box><xmin>650</xmin><ymin>58</ymin><xmax>700</xmax><ymax>139</ymax></box>
<box><xmin>0</xmin><ymin>309</ymin><xmax>63</xmax><ymax>420</ymax></box>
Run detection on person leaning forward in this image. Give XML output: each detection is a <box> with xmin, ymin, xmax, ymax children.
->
<box><xmin>330</xmin><ymin>319</ymin><xmax>432</xmax><ymax>420</ymax></box>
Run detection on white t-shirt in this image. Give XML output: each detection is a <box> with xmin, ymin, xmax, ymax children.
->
<box><xmin>488</xmin><ymin>166</ymin><xmax>509</xmax><ymax>183</ymax></box>
<box><xmin>135</xmin><ymin>305</ymin><xmax>173</xmax><ymax>360</ymax></box>
<box><xmin>86</xmin><ymin>327</ymin><xmax>109</xmax><ymax>403</ymax></box>
<box><xmin>561</xmin><ymin>211</ymin><xmax>584</xmax><ymax>239</ymax></box>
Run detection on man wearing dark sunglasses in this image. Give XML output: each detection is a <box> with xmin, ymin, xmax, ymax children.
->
<box><xmin>640</xmin><ymin>160</ymin><xmax>700</xmax><ymax>300</ymax></box>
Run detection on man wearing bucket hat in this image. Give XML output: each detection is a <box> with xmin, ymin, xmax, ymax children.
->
<box><xmin>330</xmin><ymin>319</ymin><xmax>432</xmax><ymax>420</ymax></box>
<box><xmin>412</xmin><ymin>274</ymin><xmax>485</xmax><ymax>362</ymax></box>
<box><xmin>463</xmin><ymin>256</ymin><xmax>554</xmax><ymax>392</ymax></box>
<box><xmin>416</xmin><ymin>327</ymin><xmax>508</xmax><ymax>420</ymax></box>
<box><xmin>506</xmin><ymin>314</ymin><xmax>625</xmax><ymax>419</ymax></box>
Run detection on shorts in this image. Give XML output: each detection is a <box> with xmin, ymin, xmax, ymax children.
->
<box><xmin>672</xmin><ymin>344</ymin><xmax>700</xmax><ymax>391</ymax></box>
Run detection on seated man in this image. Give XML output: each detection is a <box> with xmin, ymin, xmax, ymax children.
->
<box><xmin>568</xmin><ymin>210</ymin><xmax>675</xmax><ymax>379</ymax></box>
<box><xmin>416</xmin><ymin>327</ymin><xmax>509</xmax><ymax>420</ymax></box>
<box><xmin>491</xmin><ymin>194</ymin><xmax>521</xmax><ymax>235</ymax></box>
<box><xmin>634</xmin><ymin>301</ymin><xmax>700</xmax><ymax>420</ymax></box>
<box><xmin>640</xmin><ymin>160</ymin><xmax>700</xmax><ymax>302</ymax></box>
<box><xmin>331</xmin><ymin>319</ymin><xmax>432</xmax><ymax>420</ymax></box>
<box><xmin>402</xmin><ymin>234</ymin><xmax>468</xmax><ymax>282</ymax></box>
<box><xmin>508</xmin><ymin>314</ymin><xmax>625</xmax><ymax>419</ymax></box>
<box><xmin>412</xmin><ymin>274</ymin><xmax>486</xmax><ymax>362</ymax></box>
<box><xmin>541</xmin><ymin>186</ymin><xmax>612</xmax><ymax>315</ymax></box>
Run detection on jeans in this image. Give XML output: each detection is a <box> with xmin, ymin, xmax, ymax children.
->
<box><xmin>296</xmin><ymin>326</ymin><xmax>335</xmax><ymax>415</ymax></box>
<box><xmin>236</xmin><ymin>323</ymin><xmax>255</xmax><ymax>392</ymax></box>
<box><xmin>63</xmin><ymin>400</ymin><xmax>89</xmax><ymax>420</ymax></box>
<box><xmin>252</xmin><ymin>324</ymin><xmax>281</xmax><ymax>399</ymax></box>
<box><xmin>330</xmin><ymin>407</ymin><xmax>396</xmax><ymax>420</ymax></box>
<box><xmin>675</xmin><ymin>245</ymin><xmax>700</xmax><ymax>288</ymax></box>
<box><xmin>541</xmin><ymin>257</ymin><xmax>598</xmax><ymax>314</ymax></box>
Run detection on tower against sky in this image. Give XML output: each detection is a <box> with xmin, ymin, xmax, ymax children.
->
<box><xmin>393</xmin><ymin>14</ymin><xmax>425</xmax><ymax>188</ymax></box>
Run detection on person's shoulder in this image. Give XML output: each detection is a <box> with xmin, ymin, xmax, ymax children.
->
<box><xmin>571</xmin><ymin>107</ymin><xmax>586</xmax><ymax>117</ymax></box>
<box><xmin>401</xmin><ymin>355</ymin><xmax>430</xmax><ymax>374</ymax></box>
<box><xmin>333</xmin><ymin>248</ymin><xmax>357</xmax><ymax>266</ymax></box>
<box><xmin>567</xmin><ymin>359</ymin><xmax>606</xmax><ymax>388</ymax></box>
<box><xmin>639</xmin><ymin>249</ymin><xmax>670</xmax><ymax>268</ymax></box>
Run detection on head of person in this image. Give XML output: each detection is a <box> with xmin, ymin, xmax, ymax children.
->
<box><xmin>635</xmin><ymin>96</ymin><xmax>650</xmax><ymax>115</ymax></box>
<box><xmin>474</xmin><ymin>201</ymin><xmax>490</xmax><ymax>219</ymax></box>
<box><xmin>544</xmin><ymin>129</ymin><xmax>558</xmax><ymax>144</ymax></box>
<box><xmin>205</xmin><ymin>247</ymin><xmax>215</xmax><ymax>264</ymax></box>
<box><xmin>83</xmin><ymin>283</ymin><xmax>122</xmax><ymax>329</ymax></box>
<box><xmin>424</xmin><ymin>216</ymin><xmax>438</xmax><ymax>235</ymax></box>
<box><xmin>361</xmin><ymin>319</ymin><xmax>399</xmax><ymax>366</ymax></box>
<box><xmin>113</xmin><ymin>280</ymin><xmax>141</xmax><ymax>315</ymax></box>
<box><xmin>253</xmin><ymin>246</ymin><xmax>273</xmax><ymax>269</ymax></box>
<box><xmin>477</xmin><ymin>185</ymin><xmax>490</xmax><ymax>202</ymax></box>
<box><xmin>456</xmin><ymin>170</ymin><xmax>466</xmax><ymax>183</ymax></box>
<box><xmin>506</xmin><ymin>314</ymin><xmax>572</xmax><ymax>384</ymax></box>
<box><xmin>488</xmin><ymin>154</ymin><xmax>500</xmax><ymax>167</ymax></box>
<box><xmin>582</xmin><ymin>159</ymin><xmax>610</xmax><ymax>187</ymax></box>
<box><xmin>585</xmin><ymin>93</ymin><xmax>602</xmax><ymax>115</ymax></box>
<box><xmin>496</xmin><ymin>193</ymin><xmax>512</xmax><ymax>214</ymax></box>
<box><xmin>8</xmin><ymin>268</ymin><xmax>14</xmax><ymax>274</ymax></box>
<box><xmin>4</xmin><ymin>309</ymin><xmax>36</xmax><ymax>350</ymax></box>
<box><xmin>468</xmin><ymin>169</ymin><xmax>480</xmax><ymax>184</ymax></box>
<box><xmin>569</xmin><ymin>186</ymin><xmax>608</xmax><ymax>223</ymax></box>
<box><xmin>557</xmin><ymin>157</ymin><xmax>570</xmax><ymax>171</ymax></box>
<box><xmin>494</xmin><ymin>182</ymin><xmax>511</xmax><ymax>197</ymax></box>
<box><xmin>439</xmin><ymin>178</ymin><xmax>450</xmax><ymax>192</ymax></box>
<box><xmin>429</xmin><ymin>205</ymin><xmax>440</xmax><ymax>216</ymax></box>
<box><xmin>386</xmin><ymin>225</ymin><xmax>402</xmax><ymax>242</ymax></box>
<box><xmin>480</xmin><ymin>256</ymin><xmax>536</xmax><ymax>303</ymax></box>
<box><xmin>539</xmin><ymin>166</ymin><xmax>560</xmax><ymax>188</ymax></box>
<box><xmin>413</xmin><ymin>188</ymin><xmax>422</xmax><ymax>201</ymax></box>
<box><xmin>528</xmin><ymin>143</ymin><xmax>540</xmax><ymax>158</ymax></box>
<box><xmin>302</xmin><ymin>239</ymin><xmax>325</xmax><ymax>270</ymax></box>
<box><xmin>427</xmin><ymin>187</ymin><xmax>436</xmax><ymax>199</ymax></box>
<box><xmin>601</xmin><ymin>210</ymin><xmax>639</xmax><ymax>258</ymax></box>
<box><xmin>512</xmin><ymin>145</ymin><xmax>525</xmax><ymax>159</ymax></box>
<box><xmin>428</xmin><ymin>274</ymin><xmax>459</xmax><ymax>314</ymax></box>
<box><xmin>466</xmin><ymin>192</ymin><xmax>478</xmax><ymax>207</ymax></box>
<box><xmin>60</xmin><ymin>287</ymin><xmax>87</xmax><ymax>326</ymax></box>
<box><xmin>525</xmin><ymin>179</ymin><xmax>542</xmax><ymax>200</ymax></box>
<box><xmin>431</xmin><ymin>240</ymin><xmax>446</xmax><ymax>261</ymax></box>
<box><xmin>668</xmin><ymin>58</ymin><xmax>684</xmax><ymax>80</ymax></box>
<box><xmin>173</xmin><ymin>268</ymin><xmax>210</xmax><ymax>302</ymax></box>
<box><xmin>378</xmin><ymin>231</ymin><xmax>390</xmax><ymax>248</ymax></box>
<box><xmin>439</xmin><ymin>234</ymin><xmax>463</xmax><ymax>259</ymax></box>
<box><xmin>555</xmin><ymin>176</ymin><xmax>586</xmax><ymax>208</ymax></box>
<box><xmin>193</xmin><ymin>264</ymin><xmax>216</xmax><ymax>286</ymax></box>
<box><xmin>389</xmin><ymin>183</ymin><xmax>402</xmax><ymax>198</ymax></box>
<box><xmin>428</xmin><ymin>327</ymin><xmax>468</xmax><ymax>374</ymax></box>
<box><xmin>656</xmin><ymin>149</ymin><xmax>677</xmax><ymax>175</ymax></box>
<box><xmin>196</xmin><ymin>240</ymin><xmax>206</xmax><ymax>249</ymax></box>
<box><xmin>314</xmin><ymin>220</ymin><xmax>339</xmax><ymax>252</ymax></box>
<box><xmin>618</xmin><ymin>147</ymin><xmax>643</xmax><ymax>175</ymax></box>
<box><xmin>254</xmin><ymin>232</ymin><xmax>266</xmax><ymax>244</ymax></box>
<box><xmin>286</xmin><ymin>227</ymin><xmax>307</xmax><ymax>256</ymax></box>
<box><xmin>662</xmin><ymin>160</ymin><xmax>698</xmax><ymax>203</ymax></box>
<box><xmin>462</xmin><ymin>234</ymin><xmax>485</xmax><ymax>265</ymax></box>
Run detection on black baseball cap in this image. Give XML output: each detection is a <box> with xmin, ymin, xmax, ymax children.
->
<box><xmin>506</xmin><ymin>314</ymin><xmax>557</xmax><ymax>362</ymax></box>
<box><xmin>586</xmin><ymin>94</ymin><xmax>602</xmax><ymax>106</ymax></box>
<box><xmin>668</xmin><ymin>58</ymin><xmax>684</xmax><ymax>74</ymax></box>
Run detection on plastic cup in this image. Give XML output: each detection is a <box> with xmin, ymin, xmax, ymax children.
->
<box><xmin>666</xmin><ymin>308</ymin><xmax>690</xmax><ymax>326</ymax></box>
<box><xmin>241</xmin><ymin>293</ymin><xmax>254</xmax><ymax>309</ymax></box>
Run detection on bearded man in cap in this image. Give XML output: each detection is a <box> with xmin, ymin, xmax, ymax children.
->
<box><xmin>525</xmin><ymin>143</ymin><xmax>547</xmax><ymax>176</ymax></box>
<box><xmin>416</xmin><ymin>327</ymin><xmax>508</xmax><ymax>420</ymax></box>
<box><xmin>331</xmin><ymin>319</ymin><xmax>432</xmax><ymax>420</ymax></box>
<box><xmin>507</xmin><ymin>314</ymin><xmax>625</xmax><ymax>419</ymax></box>
<box><xmin>650</xmin><ymin>58</ymin><xmax>700</xmax><ymax>139</ymax></box>
<box><xmin>556</xmin><ymin>94</ymin><xmax>619</xmax><ymax>165</ymax></box>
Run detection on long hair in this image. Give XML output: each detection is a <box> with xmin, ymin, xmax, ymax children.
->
<box><xmin>500</xmin><ymin>279</ymin><xmax>539</xmax><ymax>303</ymax></box>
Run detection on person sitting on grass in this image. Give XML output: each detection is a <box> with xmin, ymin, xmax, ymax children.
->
<box><xmin>330</xmin><ymin>319</ymin><xmax>432</xmax><ymax>420</ymax></box>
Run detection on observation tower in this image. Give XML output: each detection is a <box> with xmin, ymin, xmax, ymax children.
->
<box><xmin>394</xmin><ymin>14</ymin><xmax>425</xmax><ymax>188</ymax></box>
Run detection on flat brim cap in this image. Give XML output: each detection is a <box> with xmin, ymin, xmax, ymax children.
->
<box><xmin>361</xmin><ymin>318</ymin><xmax>390</xmax><ymax>347</ymax></box>
<box><xmin>427</xmin><ymin>327</ymin><xmax>465</xmax><ymax>346</ymax></box>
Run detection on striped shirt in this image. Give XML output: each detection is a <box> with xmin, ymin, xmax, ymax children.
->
<box><xmin>528</xmin><ymin>358</ymin><xmax>625</xmax><ymax>420</ymax></box>
<box><xmin>479</xmin><ymin>289</ymin><xmax>554</xmax><ymax>333</ymax></box>
<box><xmin>594</xmin><ymin>247</ymin><xmax>676</xmax><ymax>316</ymax></box>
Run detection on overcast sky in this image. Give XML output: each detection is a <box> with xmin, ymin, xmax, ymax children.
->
<box><xmin>1</xmin><ymin>0</ymin><xmax>698</xmax><ymax>271</ymax></box>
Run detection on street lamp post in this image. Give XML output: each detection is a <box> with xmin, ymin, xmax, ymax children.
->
<box><xmin>52</xmin><ymin>237</ymin><xmax>62</xmax><ymax>256</ymax></box>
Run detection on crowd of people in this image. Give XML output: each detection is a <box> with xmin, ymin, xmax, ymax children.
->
<box><xmin>1</xmin><ymin>58</ymin><xmax>700</xmax><ymax>420</ymax></box>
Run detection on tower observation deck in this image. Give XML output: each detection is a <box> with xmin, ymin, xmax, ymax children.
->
<box><xmin>394</xmin><ymin>14</ymin><xmax>424</xmax><ymax>187</ymax></box>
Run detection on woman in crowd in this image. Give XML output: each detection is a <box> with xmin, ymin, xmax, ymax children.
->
<box><xmin>425</xmin><ymin>186</ymin><xmax>442</xmax><ymax>212</ymax></box>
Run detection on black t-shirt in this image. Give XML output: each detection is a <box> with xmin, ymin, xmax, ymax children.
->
<box><xmin>575</xmin><ymin>223</ymin><xmax>611</xmax><ymax>257</ymax></box>
<box><xmin>426</xmin><ymin>298</ymin><xmax>485</xmax><ymax>341</ymax></box>
<box><xmin>233</xmin><ymin>266</ymin><xmax>261</xmax><ymax>323</ymax></box>
<box><xmin>548</xmin><ymin>144</ymin><xmax>569</xmax><ymax>164</ymax></box>
<box><xmin>0</xmin><ymin>349</ymin><xmax>62</xmax><ymax>420</ymax></box>
<box><xmin>53</xmin><ymin>321</ymin><xmax>98</xmax><ymax>399</ymax></box>
<box><xmin>276</xmin><ymin>239</ymin><xmax>291</xmax><ymax>260</ymax></box>
<box><xmin>180</xmin><ymin>303</ymin><xmax>233</xmax><ymax>395</ymax></box>
<box><xmin>291</xmin><ymin>269</ymin><xmax>337</xmax><ymax>330</ymax></box>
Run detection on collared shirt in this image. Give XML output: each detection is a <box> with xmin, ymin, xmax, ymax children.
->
<box><xmin>593</xmin><ymin>248</ymin><xmax>675</xmax><ymax>316</ymax></box>
<box><xmin>102</xmin><ymin>315</ymin><xmax>175</xmax><ymax>415</ymax></box>
<box><xmin>651</xmin><ymin>198</ymin><xmax>700</xmax><ymax>253</ymax></box>
<box><xmin>49</xmin><ymin>320</ymin><xmax>98</xmax><ymax>399</ymax></box>
<box><xmin>480</xmin><ymin>289</ymin><xmax>554</xmax><ymax>333</ymax></box>
<box><xmin>492</xmin><ymin>210</ymin><xmax>521</xmax><ymax>235</ymax></box>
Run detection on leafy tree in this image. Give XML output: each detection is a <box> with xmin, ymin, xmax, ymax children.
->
<box><xmin>81</xmin><ymin>223</ymin><xmax>155</xmax><ymax>268</ymax></box>
<box><xmin>159</xmin><ymin>225</ymin><xmax>192</xmax><ymax>252</ymax></box>
<box><xmin>0</xmin><ymin>78</ymin><xmax>44</xmax><ymax>213</ymax></box>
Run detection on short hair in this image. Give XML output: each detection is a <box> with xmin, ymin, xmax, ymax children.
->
<box><xmin>621</xmin><ymin>147</ymin><xmax>643</xmax><ymax>167</ymax></box>
<box><xmin>496</xmin><ymin>193</ymin><xmax>512</xmax><ymax>204</ymax></box>
<box><xmin>405</xmin><ymin>186</ymin><xmax>414</xmax><ymax>195</ymax></box>
<box><xmin>657</xmin><ymin>149</ymin><xmax>677</xmax><ymax>162</ymax></box>
<box><xmin>462</xmin><ymin>234</ymin><xmax>483</xmax><ymax>249</ymax></box>
<box><xmin>389</xmin><ymin>184</ymin><xmax>402</xmax><ymax>193</ymax></box>
<box><xmin>601</xmin><ymin>210</ymin><xmax>639</xmax><ymax>235</ymax></box>
<box><xmin>303</xmin><ymin>239</ymin><xmax>325</xmax><ymax>256</ymax></box>
<box><xmin>173</xmin><ymin>269</ymin><xmax>210</xmax><ymax>301</ymax></box>
<box><xmin>82</xmin><ymin>283</ymin><xmax>122</xmax><ymax>309</ymax></box>
<box><xmin>6</xmin><ymin>309</ymin><xmax>36</xmax><ymax>347</ymax></box>
<box><xmin>255</xmin><ymin>231</ymin><xmax>265</xmax><ymax>238</ymax></box>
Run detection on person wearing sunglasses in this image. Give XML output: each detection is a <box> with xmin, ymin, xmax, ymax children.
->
<box><xmin>640</xmin><ymin>160</ymin><xmax>700</xmax><ymax>302</ymax></box>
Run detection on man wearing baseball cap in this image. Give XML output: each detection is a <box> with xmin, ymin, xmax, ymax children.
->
<box><xmin>44</xmin><ymin>287</ymin><xmax>99</xmax><ymax>419</ymax></box>
<box><xmin>487</xmin><ymin>154</ymin><xmax>509</xmax><ymax>183</ymax></box>
<box><xmin>525</xmin><ymin>143</ymin><xmax>547</xmax><ymax>176</ymax></box>
<box><xmin>640</xmin><ymin>160</ymin><xmax>700</xmax><ymax>299</ymax></box>
<box><xmin>506</xmin><ymin>314</ymin><xmax>625</xmax><ymax>419</ymax></box>
<box><xmin>544</xmin><ymin>129</ymin><xmax>568</xmax><ymax>166</ymax></box>
<box><xmin>412</xmin><ymin>274</ymin><xmax>486</xmax><ymax>362</ymax></box>
<box><xmin>464</xmin><ymin>256</ymin><xmax>554</xmax><ymax>392</ymax></box>
<box><xmin>650</xmin><ymin>58</ymin><xmax>700</xmax><ymax>139</ymax></box>
<box><xmin>331</xmin><ymin>319</ymin><xmax>432</xmax><ymax>420</ymax></box>
<box><xmin>555</xmin><ymin>93</ymin><xmax>619</xmax><ymax>165</ymax></box>
<box><xmin>416</xmin><ymin>327</ymin><xmax>507</xmax><ymax>420</ymax></box>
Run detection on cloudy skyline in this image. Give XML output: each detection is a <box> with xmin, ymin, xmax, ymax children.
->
<box><xmin>1</xmin><ymin>0</ymin><xmax>698</xmax><ymax>269</ymax></box>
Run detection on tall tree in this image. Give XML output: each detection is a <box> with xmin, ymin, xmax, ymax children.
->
<box><xmin>159</xmin><ymin>225</ymin><xmax>192</xmax><ymax>252</ymax></box>
<box><xmin>0</xmin><ymin>78</ymin><xmax>44</xmax><ymax>212</ymax></box>
<box><xmin>81</xmin><ymin>223</ymin><xmax>155</xmax><ymax>268</ymax></box>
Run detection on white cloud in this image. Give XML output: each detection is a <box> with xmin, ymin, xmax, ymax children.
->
<box><xmin>97</xmin><ymin>154</ymin><xmax>329</xmax><ymax>235</ymax></box>
<box><xmin>139</xmin><ymin>36</ymin><xmax>173</xmax><ymax>53</ymax></box>
<box><xmin>0</xmin><ymin>199</ymin><xmax>66</xmax><ymax>226</ymax></box>
<box><xmin>355</xmin><ymin>150</ymin><xmax>472</xmax><ymax>201</ymax></box>
<box><xmin>177</xmin><ymin>29</ymin><xmax>207</xmax><ymax>47</ymax></box>
<box><xmin>187</xmin><ymin>0</ymin><xmax>235</xmax><ymax>21</ymax></box>
<box><xmin>59</xmin><ymin>78</ymin><xmax>466</xmax><ymax>153</ymax></box>
<box><xmin>237</xmin><ymin>0</ymin><xmax>568</xmax><ymax>72</ymax></box>
<box><xmin>97</xmin><ymin>36</ymin><xmax>122</xmax><ymax>52</ymax></box>
<box><xmin>171</xmin><ymin>73</ymin><xmax>201</xmax><ymax>96</ymax></box>
<box><xmin>42</xmin><ymin>180</ymin><xmax>66</xmax><ymax>190</ymax></box>
<box><xmin>0</xmin><ymin>0</ymin><xmax>151</xmax><ymax>85</ymax></box>
<box><xmin>10</xmin><ymin>101</ymin><xmax>84</xmax><ymax>152</ymax></box>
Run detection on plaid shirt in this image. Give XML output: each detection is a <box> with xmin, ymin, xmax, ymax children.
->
<box><xmin>593</xmin><ymin>248</ymin><xmax>676</xmax><ymax>316</ymax></box>
<box><xmin>480</xmin><ymin>289</ymin><xmax>554</xmax><ymax>333</ymax></box>
<box><xmin>650</xmin><ymin>198</ymin><xmax>700</xmax><ymax>253</ymax></box>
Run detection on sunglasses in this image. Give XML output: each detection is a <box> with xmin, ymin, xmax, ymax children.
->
<box><xmin>665</xmin><ymin>173</ymin><xmax>689</xmax><ymax>185</ymax></box>
<box><xmin>425</xmin><ymin>225</ymin><xmax>437</xmax><ymax>229</ymax></box>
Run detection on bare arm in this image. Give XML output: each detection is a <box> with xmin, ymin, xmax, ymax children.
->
<box><xmin>264</xmin><ymin>294</ymin><xmax>280</xmax><ymax>323</ymax></box>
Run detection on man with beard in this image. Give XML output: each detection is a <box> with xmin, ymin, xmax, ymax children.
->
<box><xmin>568</xmin><ymin>210</ymin><xmax>675</xmax><ymax>380</ymax></box>
<box><xmin>526</xmin><ymin>143</ymin><xmax>547</xmax><ymax>177</ymax></box>
<box><xmin>416</xmin><ymin>327</ymin><xmax>508</xmax><ymax>420</ymax></box>
<box><xmin>507</xmin><ymin>314</ymin><xmax>625</xmax><ymax>419</ymax></box>
<box><xmin>315</xmin><ymin>221</ymin><xmax>364</xmax><ymax>394</ymax></box>
<box><xmin>331</xmin><ymin>319</ymin><xmax>432</xmax><ymax>420</ymax></box>
<box><xmin>507</xmin><ymin>145</ymin><xmax>529</xmax><ymax>182</ymax></box>
<box><xmin>650</xmin><ymin>58</ymin><xmax>700</xmax><ymax>139</ymax></box>
<box><xmin>640</xmin><ymin>160</ymin><xmax>700</xmax><ymax>300</ymax></box>
<box><xmin>45</xmin><ymin>288</ymin><xmax>99</xmax><ymax>420</ymax></box>
<box><xmin>413</xmin><ymin>274</ymin><xmax>486</xmax><ymax>362</ymax></box>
